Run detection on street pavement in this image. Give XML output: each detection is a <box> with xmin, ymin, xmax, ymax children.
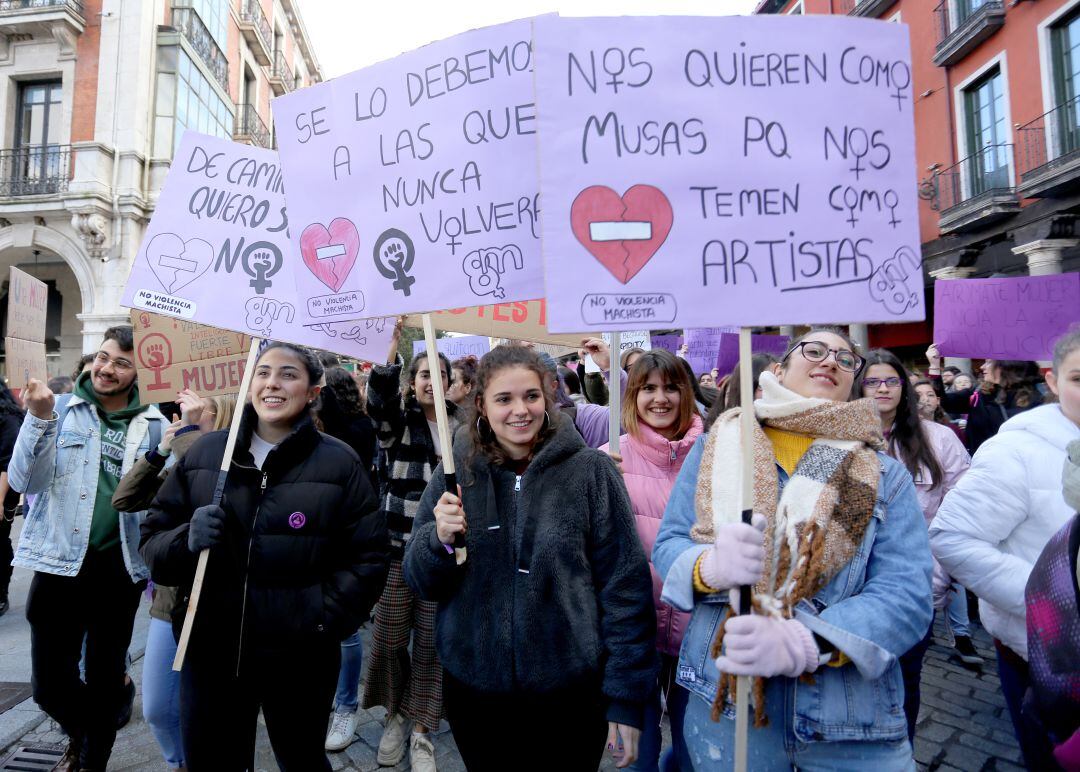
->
<box><xmin>0</xmin><ymin>516</ymin><xmax>1024</xmax><ymax>771</ymax></box>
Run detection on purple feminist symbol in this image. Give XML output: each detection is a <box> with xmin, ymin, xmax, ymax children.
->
<box><xmin>288</xmin><ymin>512</ymin><xmax>306</xmax><ymax>529</ymax></box>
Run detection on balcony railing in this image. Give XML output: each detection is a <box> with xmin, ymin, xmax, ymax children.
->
<box><xmin>268</xmin><ymin>49</ymin><xmax>293</xmax><ymax>95</ymax></box>
<box><xmin>238</xmin><ymin>0</ymin><xmax>272</xmax><ymax>65</ymax></box>
<box><xmin>933</xmin><ymin>0</ymin><xmax>1005</xmax><ymax>67</ymax></box>
<box><xmin>933</xmin><ymin>143</ymin><xmax>1019</xmax><ymax>232</ymax></box>
<box><xmin>0</xmin><ymin>0</ymin><xmax>82</xmax><ymax>11</ymax></box>
<box><xmin>171</xmin><ymin>3</ymin><xmax>229</xmax><ymax>92</ymax></box>
<box><xmin>234</xmin><ymin>103</ymin><xmax>271</xmax><ymax>149</ymax></box>
<box><xmin>1016</xmin><ymin>96</ymin><xmax>1080</xmax><ymax>196</ymax></box>
<box><xmin>836</xmin><ymin>0</ymin><xmax>898</xmax><ymax>17</ymax></box>
<box><xmin>0</xmin><ymin>144</ymin><xmax>71</xmax><ymax>197</ymax></box>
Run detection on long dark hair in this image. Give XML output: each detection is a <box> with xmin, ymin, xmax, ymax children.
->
<box><xmin>856</xmin><ymin>349</ymin><xmax>944</xmax><ymax>490</ymax></box>
<box><xmin>0</xmin><ymin>380</ymin><xmax>23</xmax><ymax>418</ymax></box>
<box><xmin>407</xmin><ymin>351</ymin><xmax>451</xmax><ymax>404</ymax></box>
<box><xmin>466</xmin><ymin>345</ymin><xmax>557</xmax><ymax>476</ymax></box>
<box><xmin>981</xmin><ymin>360</ymin><xmax>1042</xmax><ymax>408</ymax></box>
<box><xmin>315</xmin><ymin>367</ymin><xmax>365</xmax><ymax>437</ymax></box>
<box><xmin>253</xmin><ymin>342</ymin><xmax>323</xmax><ymax>419</ymax></box>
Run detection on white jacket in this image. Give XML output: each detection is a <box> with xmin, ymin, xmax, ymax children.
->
<box><xmin>929</xmin><ymin>404</ymin><xmax>1080</xmax><ymax>658</ymax></box>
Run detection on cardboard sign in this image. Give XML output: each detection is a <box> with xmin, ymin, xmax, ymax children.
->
<box><xmin>273</xmin><ymin>17</ymin><xmax>545</xmax><ymax>322</ymax></box>
<box><xmin>120</xmin><ymin>133</ymin><xmax>395</xmax><ymax>361</ymax></box>
<box><xmin>131</xmin><ymin>310</ymin><xmax>254</xmax><ymax>398</ymax></box>
<box><xmin>405</xmin><ymin>299</ymin><xmax>584</xmax><ymax>347</ymax></box>
<box><xmin>933</xmin><ymin>274</ymin><xmax>1080</xmax><ymax>361</ymax></box>
<box><xmin>716</xmin><ymin>333</ymin><xmax>791</xmax><ymax>376</ymax></box>
<box><xmin>412</xmin><ymin>335</ymin><xmax>491</xmax><ymax>360</ymax></box>
<box><xmin>5</xmin><ymin>267</ymin><xmax>48</xmax><ymax>384</ymax></box>
<box><xmin>533</xmin><ymin>15</ymin><xmax>922</xmax><ymax>331</ymax></box>
<box><xmin>684</xmin><ymin>327</ymin><xmax>738</xmax><ymax>375</ymax></box>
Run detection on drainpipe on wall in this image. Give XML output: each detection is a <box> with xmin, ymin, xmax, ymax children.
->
<box><xmin>107</xmin><ymin>0</ymin><xmax>125</xmax><ymax>263</ymax></box>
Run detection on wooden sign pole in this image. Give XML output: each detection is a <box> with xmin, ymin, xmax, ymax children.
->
<box><xmin>422</xmin><ymin>314</ymin><xmax>466</xmax><ymax>565</ymax></box>
<box><xmin>172</xmin><ymin>337</ymin><xmax>261</xmax><ymax>671</ymax></box>
<box><xmin>734</xmin><ymin>327</ymin><xmax>755</xmax><ymax>772</ymax></box>
<box><xmin>607</xmin><ymin>331</ymin><xmax>621</xmax><ymax>453</ymax></box>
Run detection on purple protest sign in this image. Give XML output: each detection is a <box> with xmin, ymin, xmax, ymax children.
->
<box><xmin>412</xmin><ymin>335</ymin><xmax>491</xmax><ymax>360</ymax></box>
<box><xmin>650</xmin><ymin>334</ymin><xmax>683</xmax><ymax>355</ymax></box>
<box><xmin>933</xmin><ymin>274</ymin><xmax>1080</xmax><ymax>361</ymax></box>
<box><xmin>533</xmin><ymin>15</ymin><xmax>923</xmax><ymax>332</ymax></box>
<box><xmin>684</xmin><ymin>327</ymin><xmax>737</xmax><ymax>375</ymax></box>
<box><xmin>716</xmin><ymin>333</ymin><xmax>790</xmax><ymax>377</ymax></box>
<box><xmin>272</xmin><ymin>17</ymin><xmax>544</xmax><ymax>323</ymax></box>
<box><xmin>120</xmin><ymin>133</ymin><xmax>395</xmax><ymax>362</ymax></box>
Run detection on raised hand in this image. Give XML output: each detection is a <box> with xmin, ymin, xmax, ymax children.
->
<box><xmin>23</xmin><ymin>379</ymin><xmax>55</xmax><ymax>421</ymax></box>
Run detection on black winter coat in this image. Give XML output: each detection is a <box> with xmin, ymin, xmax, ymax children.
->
<box><xmin>932</xmin><ymin>375</ymin><xmax>1043</xmax><ymax>454</ymax></box>
<box><xmin>403</xmin><ymin>414</ymin><xmax>657</xmax><ymax>729</ymax></box>
<box><xmin>139</xmin><ymin>405</ymin><xmax>389</xmax><ymax>667</ymax></box>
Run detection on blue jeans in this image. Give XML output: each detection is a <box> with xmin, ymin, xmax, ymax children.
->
<box><xmin>682</xmin><ymin>681</ymin><xmax>914</xmax><ymax>771</ymax></box>
<box><xmin>334</xmin><ymin>631</ymin><xmax>363</xmax><ymax>714</ymax></box>
<box><xmin>142</xmin><ymin>617</ymin><xmax>184</xmax><ymax>768</ymax></box>
<box><xmin>995</xmin><ymin>641</ymin><xmax>1057</xmax><ymax>771</ymax></box>
<box><xmin>943</xmin><ymin>582</ymin><xmax>970</xmax><ymax>638</ymax></box>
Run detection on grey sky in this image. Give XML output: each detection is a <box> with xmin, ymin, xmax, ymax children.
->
<box><xmin>295</xmin><ymin>1</ymin><xmax>760</xmax><ymax>79</ymax></box>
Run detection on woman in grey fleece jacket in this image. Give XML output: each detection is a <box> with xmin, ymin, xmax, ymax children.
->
<box><xmin>403</xmin><ymin>345</ymin><xmax>657</xmax><ymax>771</ymax></box>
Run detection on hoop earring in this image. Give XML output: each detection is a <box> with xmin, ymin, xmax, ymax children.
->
<box><xmin>542</xmin><ymin>411</ymin><xmax>551</xmax><ymax>431</ymax></box>
<box><xmin>476</xmin><ymin>415</ymin><xmax>492</xmax><ymax>439</ymax></box>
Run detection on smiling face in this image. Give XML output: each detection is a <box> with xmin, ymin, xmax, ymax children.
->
<box><xmin>411</xmin><ymin>355</ymin><xmax>448</xmax><ymax>408</ymax></box>
<box><xmin>250</xmin><ymin>348</ymin><xmax>320</xmax><ymax>431</ymax></box>
<box><xmin>777</xmin><ymin>332</ymin><xmax>857</xmax><ymax>402</ymax></box>
<box><xmin>480</xmin><ymin>365</ymin><xmax>547</xmax><ymax>460</ymax></box>
<box><xmin>862</xmin><ymin>363</ymin><xmax>904</xmax><ymax>420</ymax></box>
<box><xmin>90</xmin><ymin>339</ymin><xmax>137</xmax><ymax>399</ymax></box>
<box><xmin>636</xmin><ymin>370</ymin><xmax>683</xmax><ymax>439</ymax></box>
<box><xmin>1048</xmin><ymin>348</ymin><xmax>1080</xmax><ymax>429</ymax></box>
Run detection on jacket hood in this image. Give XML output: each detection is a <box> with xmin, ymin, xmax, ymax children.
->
<box><xmin>998</xmin><ymin>404</ymin><xmax>1080</xmax><ymax>453</ymax></box>
<box><xmin>453</xmin><ymin>410</ymin><xmax>586</xmax><ymax>480</ymax></box>
<box><xmin>625</xmin><ymin>414</ymin><xmax>704</xmax><ymax>467</ymax></box>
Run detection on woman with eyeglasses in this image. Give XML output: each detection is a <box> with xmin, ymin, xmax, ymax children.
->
<box><xmin>856</xmin><ymin>350</ymin><xmax>975</xmax><ymax>742</ymax></box>
<box><xmin>654</xmin><ymin>328</ymin><xmax>931</xmax><ymax>770</ymax></box>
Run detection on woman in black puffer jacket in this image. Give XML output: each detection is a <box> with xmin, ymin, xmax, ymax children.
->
<box><xmin>140</xmin><ymin>342</ymin><xmax>389</xmax><ymax>772</ymax></box>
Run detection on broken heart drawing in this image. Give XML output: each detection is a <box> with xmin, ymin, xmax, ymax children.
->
<box><xmin>570</xmin><ymin>185</ymin><xmax>673</xmax><ymax>284</ymax></box>
<box><xmin>300</xmin><ymin>218</ymin><xmax>360</xmax><ymax>293</ymax></box>
<box><xmin>145</xmin><ymin>233</ymin><xmax>214</xmax><ymax>294</ymax></box>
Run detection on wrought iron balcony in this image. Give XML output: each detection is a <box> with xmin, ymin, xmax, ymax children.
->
<box><xmin>1016</xmin><ymin>96</ymin><xmax>1080</xmax><ymax>198</ymax></box>
<box><xmin>933</xmin><ymin>142</ymin><xmax>1019</xmax><ymax>233</ymax></box>
<box><xmin>171</xmin><ymin>3</ymin><xmax>229</xmax><ymax>92</ymax></box>
<box><xmin>238</xmin><ymin>0</ymin><xmax>272</xmax><ymax>66</ymax></box>
<box><xmin>836</xmin><ymin>0</ymin><xmax>898</xmax><ymax>17</ymax></box>
<box><xmin>0</xmin><ymin>144</ymin><xmax>71</xmax><ymax>197</ymax></box>
<box><xmin>933</xmin><ymin>0</ymin><xmax>1005</xmax><ymax>67</ymax></box>
<box><xmin>268</xmin><ymin>49</ymin><xmax>293</xmax><ymax>96</ymax></box>
<box><xmin>234</xmin><ymin>103</ymin><xmax>271</xmax><ymax>149</ymax></box>
<box><xmin>0</xmin><ymin>0</ymin><xmax>82</xmax><ymax>11</ymax></box>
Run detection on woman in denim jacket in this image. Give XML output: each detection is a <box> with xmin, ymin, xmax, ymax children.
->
<box><xmin>653</xmin><ymin>329</ymin><xmax>932</xmax><ymax>771</ymax></box>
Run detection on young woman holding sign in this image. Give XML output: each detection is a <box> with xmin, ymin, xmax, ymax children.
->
<box><xmin>140</xmin><ymin>342</ymin><xmax>389</xmax><ymax>771</ymax></box>
<box><xmin>599</xmin><ymin>348</ymin><xmax>703</xmax><ymax>772</ymax></box>
<box><xmin>402</xmin><ymin>344</ymin><xmax>657</xmax><ymax>771</ymax></box>
<box><xmin>362</xmin><ymin>319</ymin><xmax>460</xmax><ymax>771</ymax></box>
<box><xmin>930</xmin><ymin>328</ymin><xmax>1080</xmax><ymax>770</ymax></box>
<box><xmin>654</xmin><ymin>329</ymin><xmax>931</xmax><ymax>770</ymax></box>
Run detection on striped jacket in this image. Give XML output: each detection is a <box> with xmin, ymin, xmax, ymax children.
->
<box><xmin>367</xmin><ymin>359</ymin><xmax>461</xmax><ymax>559</ymax></box>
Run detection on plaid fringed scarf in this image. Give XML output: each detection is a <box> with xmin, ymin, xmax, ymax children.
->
<box><xmin>692</xmin><ymin>371</ymin><xmax>885</xmax><ymax>726</ymax></box>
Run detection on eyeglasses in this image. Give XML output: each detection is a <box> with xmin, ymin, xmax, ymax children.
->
<box><xmin>863</xmin><ymin>376</ymin><xmax>904</xmax><ymax>389</ymax></box>
<box><xmin>93</xmin><ymin>351</ymin><xmax>134</xmax><ymax>372</ymax></box>
<box><xmin>784</xmin><ymin>341</ymin><xmax>864</xmax><ymax>373</ymax></box>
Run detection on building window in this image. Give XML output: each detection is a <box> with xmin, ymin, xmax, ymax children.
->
<box><xmin>787</xmin><ymin>0</ymin><xmax>804</xmax><ymax>13</ymax></box>
<box><xmin>189</xmin><ymin>0</ymin><xmax>226</xmax><ymax>49</ymax></box>
<box><xmin>154</xmin><ymin>47</ymin><xmax>232</xmax><ymax>158</ymax></box>
<box><xmin>13</xmin><ymin>81</ymin><xmax>64</xmax><ymax>193</ymax></box>
<box><xmin>963</xmin><ymin>68</ymin><xmax>1011</xmax><ymax>193</ymax></box>
<box><xmin>956</xmin><ymin>0</ymin><xmax>989</xmax><ymax>24</ymax></box>
<box><xmin>1050</xmin><ymin>7</ymin><xmax>1080</xmax><ymax>156</ymax></box>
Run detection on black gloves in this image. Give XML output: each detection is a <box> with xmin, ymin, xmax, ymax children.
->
<box><xmin>188</xmin><ymin>504</ymin><xmax>226</xmax><ymax>553</ymax></box>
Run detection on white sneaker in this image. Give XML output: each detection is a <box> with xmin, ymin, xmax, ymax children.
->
<box><xmin>376</xmin><ymin>713</ymin><xmax>411</xmax><ymax>766</ymax></box>
<box><xmin>409</xmin><ymin>732</ymin><xmax>437</xmax><ymax>772</ymax></box>
<box><xmin>324</xmin><ymin>710</ymin><xmax>359</xmax><ymax>752</ymax></box>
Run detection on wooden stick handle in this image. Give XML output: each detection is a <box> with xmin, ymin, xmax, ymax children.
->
<box><xmin>734</xmin><ymin>326</ymin><xmax>754</xmax><ymax>772</ymax></box>
<box><xmin>422</xmin><ymin>314</ymin><xmax>466</xmax><ymax>565</ymax></box>
<box><xmin>607</xmin><ymin>332</ymin><xmax>621</xmax><ymax>454</ymax></box>
<box><xmin>172</xmin><ymin>337</ymin><xmax>261</xmax><ymax>671</ymax></box>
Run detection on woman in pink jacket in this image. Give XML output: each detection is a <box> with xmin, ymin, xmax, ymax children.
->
<box><xmin>602</xmin><ymin>348</ymin><xmax>703</xmax><ymax>772</ymax></box>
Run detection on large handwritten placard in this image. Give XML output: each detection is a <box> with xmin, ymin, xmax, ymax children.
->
<box><xmin>5</xmin><ymin>267</ymin><xmax>47</xmax><ymax>384</ymax></box>
<box><xmin>933</xmin><ymin>274</ymin><xmax>1080</xmax><ymax>361</ymax></box>
<box><xmin>120</xmin><ymin>132</ymin><xmax>394</xmax><ymax>362</ymax></box>
<box><xmin>273</xmin><ymin>17</ymin><xmax>544</xmax><ymax>322</ymax></box>
<box><xmin>684</xmin><ymin>327</ymin><xmax>737</xmax><ymax>375</ymax></box>
<box><xmin>533</xmin><ymin>15</ymin><xmax>922</xmax><ymax>332</ymax></box>
<box><xmin>716</xmin><ymin>332</ymin><xmax>791</xmax><ymax>376</ymax></box>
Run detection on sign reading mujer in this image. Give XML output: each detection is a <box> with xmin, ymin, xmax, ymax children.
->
<box><xmin>533</xmin><ymin>15</ymin><xmax>923</xmax><ymax>332</ymax></box>
<box><xmin>272</xmin><ymin>17</ymin><xmax>545</xmax><ymax>323</ymax></box>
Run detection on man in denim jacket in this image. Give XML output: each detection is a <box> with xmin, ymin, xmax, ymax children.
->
<box><xmin>8</xmin><ymin>325</ymin><xmax>167</xmax><ymax>772</ymax></box>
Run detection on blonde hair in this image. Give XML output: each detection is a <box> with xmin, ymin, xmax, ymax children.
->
<box><xmin>207</xmin><ymin>394</ymin><xmax>237</xmax><ymax>431</ymax></box>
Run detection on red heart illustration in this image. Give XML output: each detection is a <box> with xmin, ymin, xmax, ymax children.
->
<box><xmin>300</xmin><ymin>218</ymin><xmax>360</xmax><ymax>293</ymax></box>
<box><xmin>570</xmin><ymin>185</ymin><xmax>673</xmax><ymax>284</ymax></box>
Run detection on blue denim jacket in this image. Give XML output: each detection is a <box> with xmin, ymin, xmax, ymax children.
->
<box><xmin>653</xmin><ymin>435</ymin><xmax>932</xmax><ymax>743</ymax></box>
<box><xmin>8</xmin><ymin>396</ymin><xmax>166</xmax><ymax>582</ymax></box>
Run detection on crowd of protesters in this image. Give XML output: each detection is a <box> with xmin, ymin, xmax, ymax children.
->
<box><xmin>0</xmin><ymin>320</ymin><xmax>1077</xmax><ymax>771</ymax></box>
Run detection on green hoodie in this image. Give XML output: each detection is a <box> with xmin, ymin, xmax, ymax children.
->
<box><xmin>73</xmin><ymin>371</ymin><xmax>149</xmax><ymax>552</ymax></box>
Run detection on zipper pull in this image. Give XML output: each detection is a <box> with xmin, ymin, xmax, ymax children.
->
<box><xmin>260</xmin><ymin>472</ymin><xmax>267</xmax><ymax>492</ymax></box>
<box><xmin>514</xmin><ymin>475</ymin><xmax>521</xmax><ymax>492</ymax></box>
<box><xmin>670</xmin><ymin>446</ymin><xmax>676</xmax><ymax>462</ymax></box>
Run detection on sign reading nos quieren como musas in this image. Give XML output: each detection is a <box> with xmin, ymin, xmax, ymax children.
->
<box><xmin>533</xmin><ymin>15</ymin><xmax>923</xmax><ymax>332</ymax></box>
<box><xmin>272</xmin><ymin>17</ymin><xmax>545</xmax><ymax>323</ymax></box>
<box><xmin>120</xmin><ymin>132</ymin><xmax>395</xmax><ymax>362</ymax></box>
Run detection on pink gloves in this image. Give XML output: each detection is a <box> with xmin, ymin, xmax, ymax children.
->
<box><xmin>715</xmin><ymin>615</ymin><xmax>820</xmax><ymax>679</ymax></box>
<box><xmin>931</xmin><ymin>558</ymin><xmax>952</xmax><ymax>610</ymax></box>
<box><xmin>699</xmin><ymin>513</ymin><xmax>766</xmax><ymax>592</ymax></box>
